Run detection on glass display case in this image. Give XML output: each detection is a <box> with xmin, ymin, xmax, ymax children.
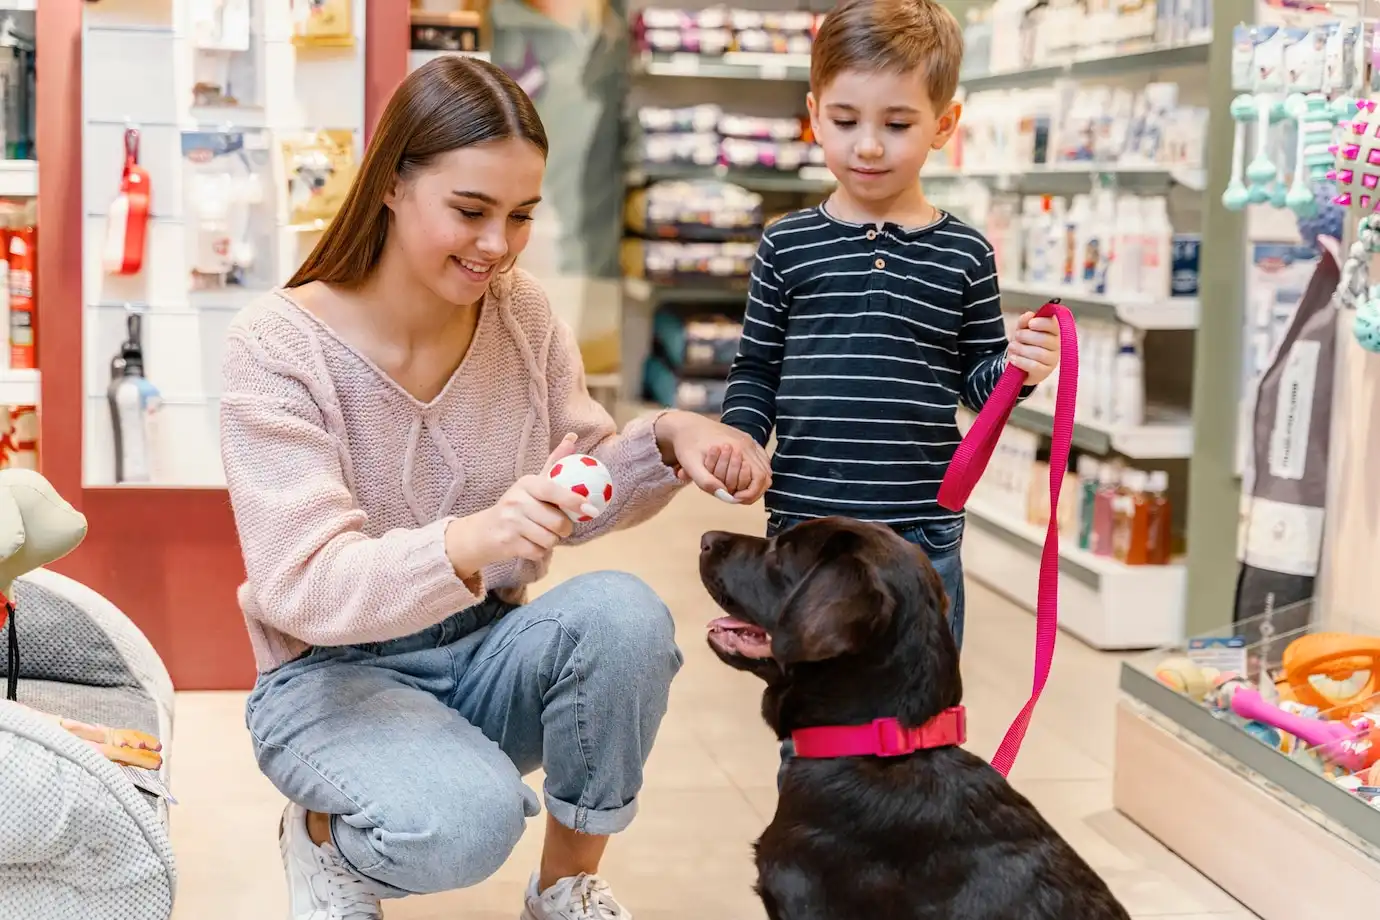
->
<box><xmin>1114</xmin><ymin>602</ymin><xmax>1380</xmax><ymax>918</ymax></box>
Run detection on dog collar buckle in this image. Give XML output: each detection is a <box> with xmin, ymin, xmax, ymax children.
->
<box><xmin>791</xmin><ymin>706</ymin><xmax>967</xmax><ymax>758</ymax></box>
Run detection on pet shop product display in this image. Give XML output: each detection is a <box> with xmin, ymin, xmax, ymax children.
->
<box><xmin>189</xmin><ymin>0</ymin><xmax>258</xmax><ymax>108</ymax></box>
<box><xmin>102</xmin><ymin>127</ymin><xmax>151</xmax><ymax>277</ymax></box>
<box><xmin>0</xmin><ymin>12</ymin><xmax>34</xmax><ymax>162</ymax></box>
<box><xmin>291</xmin><ymin>0</ymin><xmax>355</xmax><ymax>47</ymax></box>
<box><xmin>181</xmin><ymin>128</ymin><xmax>275</xmax><ymax>292</ymax></box>
<box><xmin>6</xmin><ymin>199</ymin><xmax>33</xmax><ymax>371</ymax></box>
<box><xmin>106</xmin><ymin>313</ymin><xmax>165</xmax><ymax>486</ymax></box>
<box><xmin>281</xmin><ymin>129</ymin><xmax>357</xmax><ymax>227</ymax></box>
<box><xmin>620</xmin><ymin>238</ymin><xmax>755</xmax><ymax>285</ymax></box>
<box><xmin>1234</xmin><ymin>245</ymin><xmax>1338</xmax><ymax>638</ymax></box>
<box><xmin>629</xmin><ymin>7</ymin><xmax>820</xmax><ymax>57</ymax></box>
<box><xmin>0</xmin><ymin>405</ymin><xmax>37</xmax><ymax>471</ymax></box>
<box><xmin>632</xmin><ymin>104</ymin><xmax>821</xmax><ymax>176</ymax></box>
<box><xmin>624</xmin><ymin>179</ymin><xmax>762</xmax><ymax>242</ymax></box>
<box><xmin>939</xmin><ymin>299</ymin><xmax>1079</xmax><ymax>776</ymax></box>
<box><xmin>546</xmin><ymin>454</ymin><xmax>613</xmax><ymax>523</ymax></box>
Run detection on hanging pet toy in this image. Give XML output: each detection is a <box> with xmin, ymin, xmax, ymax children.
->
<box><xmin>1338</xmin><ymin>214</ymin><xmax>1380</xmax><ymax>353</ymax></box>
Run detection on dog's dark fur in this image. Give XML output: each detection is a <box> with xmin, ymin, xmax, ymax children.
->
<box><xmin>699</xmin><ymin>517</ymin><xmax>1130</xmax><ymax>920</ymax></box>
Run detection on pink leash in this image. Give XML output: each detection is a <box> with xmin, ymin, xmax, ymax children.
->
<box><xmin>937</xmin><ymin>300</ymin><xmax>1078</xmax><ymax>778</ymax></box>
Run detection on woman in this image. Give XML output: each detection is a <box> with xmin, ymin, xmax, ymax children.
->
<box><xmin>220</xmin><ymin>56</ymin><xmax>770</xmax><ymax>920</ymax></box>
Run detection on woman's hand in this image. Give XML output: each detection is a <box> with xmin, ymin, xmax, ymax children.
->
<box><xmin>445</xmin><ymin>433</ymin><xmax>592</xmax><ymax>576</ymax></box>
<box><xmin>1007</xmin><ymin>312</ymin><xmax>1061</xmax><ymax>386</ymax></box>
<box><xmin>655</xmin><ymin>411</ymin><xmax>772</xmax><ymax>504</ymax></box>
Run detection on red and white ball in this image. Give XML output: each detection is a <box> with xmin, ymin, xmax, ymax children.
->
<box><xmin>547</xmin><ymin>453</ymin><xmax>614</xmax><ymax>523</ymax></box>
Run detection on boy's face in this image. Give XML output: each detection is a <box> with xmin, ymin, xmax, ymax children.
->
<box><xmin>807</xmin><ymin>67</ymin><xmax>960</xmax><ymax>206</ymax></box>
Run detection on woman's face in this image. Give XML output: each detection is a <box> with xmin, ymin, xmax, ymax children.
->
<box><xmin>385</xmin><ymin>136</ymin><xmax>546</xmax><ymax>307</ymax></box>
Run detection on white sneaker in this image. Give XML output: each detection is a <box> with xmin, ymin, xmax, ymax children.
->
<box><xmin>279</xmin><ymin>802</ymin><xmax>390</xmax><ymax>920</ymax></box>
<box><xmin>521</xmin><ymin>871</ymin><xmax>632</xmax><ymax>920</ymax></box>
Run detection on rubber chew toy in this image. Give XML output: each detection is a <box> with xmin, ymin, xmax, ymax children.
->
<box><xmin>1221</xmin><ymin>683</ymin><xmax>1378</xmax><ymax>773</ymax></box>
<box><xmin>1281</xmin><ymin>632</ymin><xmax>1380</xmax><ymax>719</ymax></box>
<box><xmin>1222</xmin><ymin>94</ymin><xmax>1255</xmax><ymax>210</ymax></box>
<box><xmin>1329</xmin><ymin>99</ymin><xmax>1380</xmax><ymax>210</ymax></box>
<box><xmin>547</xmin><ymin>453</ymin><xmax>614</xmax><ymax>523</ymax></box>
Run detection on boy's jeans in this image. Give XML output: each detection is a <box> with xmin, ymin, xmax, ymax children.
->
<box><xmin>766</xmin><ymin>513</ymin><xmax>966</xmax><ymax>786</ymax></box>
<box><xmin>244</xmin><ymin>571</ymin><xmax>682</xmax><ymax>896</ymax></box>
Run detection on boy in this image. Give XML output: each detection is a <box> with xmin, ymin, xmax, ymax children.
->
<box><xmin>715</xmin><ymin>0</ymin><xmax>1061</xmax><ymax>651</ymax></box>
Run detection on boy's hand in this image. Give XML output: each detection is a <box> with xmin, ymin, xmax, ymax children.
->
<box><xmin>704</xmin><ymin>443</ymin><xmax>771</xmax><ymax>503</ymax></box>
<box><xmin>1007</xmin><ymin>312</ymin><xmax>1060</xmax><ymax>386</ymax></box>
<box><xmin>655</xmin><ymin>411</ymin><xmax>772</xmax><ymax>504</ymax></box>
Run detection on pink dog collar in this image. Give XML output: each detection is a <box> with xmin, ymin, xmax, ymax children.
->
<box><xmin>791</xmin><ymin>707</ymin><xmax>967</xmax><ymax>758</ymax></box>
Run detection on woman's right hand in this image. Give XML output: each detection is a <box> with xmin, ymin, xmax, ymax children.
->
<box><xmin>445</xmin><ymin>433</ymin><xmax>592</xmax><ymax>577</ymax></box>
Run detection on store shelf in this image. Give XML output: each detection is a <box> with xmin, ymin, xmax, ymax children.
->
<box><xmin>631</xmin><ymin>50</ymin><xmax>811</xmax><ymax>81</ymax></box>
<box><xmin>0</xmin><ymin>368</ymin><xmax>39</xmax><ymax>405</ymax></box>
<box><xmin>959</xmin><ymin>39</ymin><xmax>1213</xmax><ymax>92</ymax></box>
<box><xmin>628</xmin><ymin>162</ymin><xmax>835</xmax><ymax>193</ymax></box>
<box><xmin>963</xmin><ymin>498</ymin><xmax>1185</xmax><ymax>649</ymax></box>
<box><xmin>623</xmin><ymin>277</ymin><xmax>748</xmax><ymax>307</ymax></box>
<box><xmin>1008</xmin><ymin>404</ymin><xmax>1193</xmax><ymax>459</ymax></box>
<box><xmin>1002</xmin><ymin>283</ymin><xmax>1199</xmax><ymax>330</ymax></box>
<box><xmin>925</xmin><ymin>162</ymin><xmax>1206</xmax><ymax>193</ymax></box>
<box><xmin>0</xmin><ymin>160</ymin><xmax>36</xmax><ymax>197</ymax></box>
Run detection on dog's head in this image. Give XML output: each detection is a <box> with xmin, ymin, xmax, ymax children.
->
<box><xmin>699</xmin><ymin>517</ymin><xmax>961</xmax><ymax>733</ymax></box>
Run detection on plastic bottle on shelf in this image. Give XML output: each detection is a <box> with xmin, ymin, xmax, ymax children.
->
<box><xmin>1141</xmin><ymin>195</ymin><xmax>1174</xmax><ymax>302</ymax></box>
<box><xmin>1090</xmin><ymin>463</ymin><xmax>1121</xmax><ymax>557</ymax></box>
<box><xmin>1110</xmin><ymin>193</ymin><xmax>1143</xmax><ymax>296</ymax></box>
<box><xmin>1090</xmin><ymin>190</ymin><xmax>1116</xmax><ymax>295</ymax></box>
<box><xmin>1077</xmin><ymin>455</ymin><xmax>1101</xmax><ymax>550</ymax></box>
<box><xmin>1123</xmin><ymin>469</ymin><xmax>1154</xmax><ymax>565</ymax></box>
<box><xmin>1110</xmin><ymin>325</ymin><xmax>1145</xmax><ymax>429</ymax></box>
<box><xmin>1144</xmin><ymin>470</ymin><xmax>1173</xmax><ymax>564</ymax></box>
<box><xmin>1065</xmin><ymin>193</ymin><xmax>1091</xmax><ymax>289</ymax></box>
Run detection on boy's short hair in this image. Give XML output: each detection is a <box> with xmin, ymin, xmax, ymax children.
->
<box><xmin>810</xmin><ymin>0</ymin><xmax>965</xmax><ymax>109</ymax></box>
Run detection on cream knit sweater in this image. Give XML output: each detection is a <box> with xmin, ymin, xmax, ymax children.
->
<box><xmin>220</xmin><ymin>269</ymin><xmax>683</xmax><ymax>672</ymax></box>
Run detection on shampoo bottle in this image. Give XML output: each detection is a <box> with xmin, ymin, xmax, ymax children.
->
<box><xmin>1090</xmin><ymin>463</ymin><xmax>1120</xmax><ymax>556</ymax></box>
<box><xmin>1077</xmin><ymin>455</ymin><xmax>1100</xmax><ymax>550</ymax></box>
<box><xmin>1141</xmin><ymin>196</ymin><xmax>1173</xmax><ymax>301</ymax></box>
<box><xmin>1110</xmin><ymin>326</ymin><xmax>1145</xmax><ymax>428</ymax></box>
<box><xmin>1145</xmin><ymin>470</ymin><xmax>1173</xmax><ymax>564</ymax></box>
<box><xmin>108</xmin><ymin>313</ymin><xmax>165</xmax><ymax>484</ymax></box>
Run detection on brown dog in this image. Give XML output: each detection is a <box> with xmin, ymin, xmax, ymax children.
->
<box><xmin>699</xmin><ymin>517</ymin><xmax>1129</xmax><ymax>920</ymax></box>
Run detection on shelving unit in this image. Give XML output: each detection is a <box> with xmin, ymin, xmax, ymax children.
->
<box><xmin>964</xmin><ymin>498</ymin><xmax>1186</xmax><ymax>649</ymax></box>
<box><xmin>26</xmin><ymin>0</ymin><xmax>408</xmax><ymax>692</ymax></box>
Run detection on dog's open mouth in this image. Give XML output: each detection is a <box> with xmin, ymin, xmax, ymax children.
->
<box><xmin>707</xmin><ymin>617</ymin><xmax>773</xmax><ymax>659</ymax></box>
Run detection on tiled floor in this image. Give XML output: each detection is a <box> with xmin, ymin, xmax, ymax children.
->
<box><xmin>166</xmin><ymin>489</ymin><xmax>1256</xmax><ymax>919</ymax></box>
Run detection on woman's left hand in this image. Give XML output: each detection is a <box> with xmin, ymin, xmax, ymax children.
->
<box><xmin>1007</xmin><ymin>312</ymin><xmax>1061</xmax><ymax>386</ymax></box>
<box><xmin>655</xmin><ymin>411</ymin><xmax>772</xmax><ymax>504</ymax></box>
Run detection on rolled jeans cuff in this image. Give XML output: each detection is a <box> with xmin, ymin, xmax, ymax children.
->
<box><xmin>544</xmin><ymin>789</ymin><xmax>639</xmax><ymax>836</ymax></box>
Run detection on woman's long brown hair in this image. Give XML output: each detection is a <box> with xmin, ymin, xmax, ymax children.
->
<box><xmin>286</xmin><ymin>55</ymin><xmax>549</xmax><ymax>289</ymax></box>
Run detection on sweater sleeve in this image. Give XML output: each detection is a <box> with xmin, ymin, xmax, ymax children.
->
<box><xmin>219</xmin><ymin>329</ymin><xmax>485</xmax><ymax>647</ymax></box>
<box><xmin>720</xmin><ymin>231</ymin><xmax>787</xmax><ymax>446</ymax></box>
<box><xmin>544</xmin><ymin>318</ymin><xmax>684</xmax><ymax>544</ymax></box>
<box><xmin>958</xmin><ymin>247</ymin><xmax>1034</xmax><ymax>411</ymax></box>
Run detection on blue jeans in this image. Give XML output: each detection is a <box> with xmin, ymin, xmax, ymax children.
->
<box><xmin>244</xmin><ymin>571</ymin><xmax>683</xmax><ymax>897</ymax></box>
<box><xmin>766</xmin><ymin>514</ymin><xmax>966</xmax><ymax>786</ymax></box>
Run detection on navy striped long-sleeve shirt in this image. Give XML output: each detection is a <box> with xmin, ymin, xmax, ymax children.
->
<box><xmin>720</xmin><ymin>204</ymin><xmax>1021</xmax><ymax>528</ymax></box>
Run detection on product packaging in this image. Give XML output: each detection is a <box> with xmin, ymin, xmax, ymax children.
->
<box><xmin>190</xmin><ymin>0</ymin><xmax>259</xmax><ymax>108</ymax></box>
<box><xmin>291</xmin><ymin>0</ymin><xmax>355</xmax><ymax>48</ymax></box>
<box><xmin>181</xmin><ymin>129</ymin><xmax>276</xmax><ymax>292</ymax></box>
<box><xmin>6</xmin><ymin>199</ymin><xmax>34</xmax><ymax>370</ymax></box>
<box><xmin>107</xmin><ymin>312</ymin><xmax>165</xmax><ymax>485</ymax></box>
<box><xmin>0</xmin><ymin>405</ymin><xmax>36</xmax><ymax>471</ymax></box>
<box><xmin>281</xmin><ymin>129</ymin><xmax>358</xmax><ymax>228</ymax></box>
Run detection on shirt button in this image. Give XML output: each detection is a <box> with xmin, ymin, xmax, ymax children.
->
<box><xmin>874</xmin><ymin>258</ymin><xmax>885</xmax><ymax>269</ymax></box>
<box><xmin>866</xmin><ymin>229</ymin><xmax>877</xmax><ymax>240</ymax></box>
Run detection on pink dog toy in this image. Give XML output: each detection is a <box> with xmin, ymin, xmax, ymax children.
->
<box><xmin>1219</xmin><ymin>682</ymin><xmax>1376</xmax><ymax>772</ymax></box>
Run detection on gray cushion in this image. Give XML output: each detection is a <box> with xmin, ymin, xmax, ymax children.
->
<box><xmin>1</xmin><ymin>577</ymin><xmax>142</xmax><ymax>688</ymax></box>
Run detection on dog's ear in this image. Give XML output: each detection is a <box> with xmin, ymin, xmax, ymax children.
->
<box><xmin>773</xmin><ymin>553</ymin><xmax>895</xmax><ymax>664</ymax></box>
